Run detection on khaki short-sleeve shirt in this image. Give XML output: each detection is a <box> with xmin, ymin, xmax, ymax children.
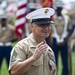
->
<box><xmin>9</xmin><ymin>33</ymin><xmax>56</xmax><ymax>75</ymax></box>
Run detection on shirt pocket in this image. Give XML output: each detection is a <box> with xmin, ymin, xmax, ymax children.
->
<box><xmin>26</xmin><ymin>48</ymin><xmax>43</xmax><ymax>75</ymax></box>
<box><xmin>27</xmin><ymin>47</ymin><xmax>43</xmax><ymax>66</ymax></box>
<box><xmin>32</xmin><ymin>55</ymin><xmax>43</xmax><ymax>66</ymax></box>
<box><xmin>27</xmin><ymin>46</ymin><xmax>43</xmax><ymax>65</ymax></box>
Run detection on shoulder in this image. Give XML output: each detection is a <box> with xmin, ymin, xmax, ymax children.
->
<box><xmin>7</xmin><ymin>24</ymin><xmax>15</xmax><ymax>30</ymax></box>
<box><xmin>13</xmin><ymin>36</ymin><xmax>31</xmax><ymax>50</ymax></box>
<box><xmin>48</xmin><ymin>46</ymin><xmax>54</xmax><ymax>55</ymax></box>
<box><xmin>15</xmin><ymin>38</ymin><xmax>28</xmax><ymax>47</ymax></box>
<box><xmin>11</xmin><ymin>38</ymin><xmax>29</xmax><ymax>55</ymax></box>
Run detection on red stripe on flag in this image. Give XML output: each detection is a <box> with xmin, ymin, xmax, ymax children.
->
<box><xmin>16</xmin><ymin>13</ymin><xmax>26</xmax><ymax>19</ymax></box>
<box><xmin>18</xmin><ymin>4</ymin><xmax>27</xmax><ymax>9</ymax></box>
<box><xmin>16</xmin><ymin>23</ymin><xmax>25</xmax><ymax>28</ymax></box>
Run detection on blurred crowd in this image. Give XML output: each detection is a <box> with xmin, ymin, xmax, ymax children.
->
<box><xmin>0</xmin><ymin>0</ymin><xmax>75</xmax><ymax>75</ymax></box>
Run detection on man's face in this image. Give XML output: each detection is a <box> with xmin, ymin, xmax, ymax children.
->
<box><xmin>31</xmin><ymin>23</ymin><xmax>51</xmax><ymax>39</ymax></box>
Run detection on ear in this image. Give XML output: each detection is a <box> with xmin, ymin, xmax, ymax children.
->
<box><xmin>30</xmin><ymin>23</ymin><xmax>35</xmax><ymax>28</ymax></box>
<box><xmin>30</xmin><ymin>23</ymin><xmax>33</xmax><ymax>28</ymax></box>
<box><xmin>30</xmin><ymin>23</ymin><xmax>34</xmax><ymax>31</ymax></box>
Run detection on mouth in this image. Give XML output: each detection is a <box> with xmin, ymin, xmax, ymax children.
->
<box><xmin>43</xmin><ymin>32</ymin><xmax>49</xmax><ymax>33</ymax></box>
<box><xmin>42</xmin><ymin>31</ymin><xmax>49</xmax><ymax>33</ymax></box>
<box><xmin>42</xmin><ymin>32</ymin><xmax>50</xmax><ymax>35</ymax></box>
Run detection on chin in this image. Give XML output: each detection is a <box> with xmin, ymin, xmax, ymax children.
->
<box><xmin>43</xmin><ymin>34</ymin><xmax>49</xmax><ymax>38</ymax></box>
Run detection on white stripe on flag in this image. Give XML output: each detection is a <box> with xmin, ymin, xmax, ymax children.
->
<box><xmin>18</xmin><ymin>0</ymin><xmax>27</xmax><ymax>6</ymax></box>
<box><xmin>16</xmin><ymin>8</ymin><xmax>27</xmax><ymax>16</ymax></box>
<box><xmin>15</xmin><ymin>17</ymin><xmax>26</xmax><ymax>26</ymax></box>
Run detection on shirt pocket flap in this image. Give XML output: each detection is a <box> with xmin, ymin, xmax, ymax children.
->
<box><xmin>28</xmin><ymin>47</ymin><xmax>43</xmax><ymax>66</ymax></box>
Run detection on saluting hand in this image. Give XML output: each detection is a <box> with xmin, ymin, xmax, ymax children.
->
<box><xmin>32</xmin><ymin>42</ymin><xmax>48</xmax><ymax>61</ymax></box>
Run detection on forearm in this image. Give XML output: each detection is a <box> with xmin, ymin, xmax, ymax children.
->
<box><xmin>10</xmin><ymin>56</ymin><xmax>35</xmax><ymax>75</ymax></box>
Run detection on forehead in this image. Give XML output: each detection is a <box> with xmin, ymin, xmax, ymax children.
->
<box><xmin>32</xmin><ymin>23</ymin><xmax>51</xmax><ymax>28</ymax></box>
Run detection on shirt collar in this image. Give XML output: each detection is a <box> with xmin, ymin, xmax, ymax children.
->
<box><xmin>28</xmin><ymin>33</ymin><xmax>46</xmax><ymax>47</ymax></box>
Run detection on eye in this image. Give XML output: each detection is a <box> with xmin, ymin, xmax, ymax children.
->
<box><xmin>37</xmin><ymin>24</ymin><xmax>50</xmax><ymax>27</ymax></box>
<box><xmin>39</xmin><ymin>24</ymin><xmax>44</xmax><ymax>27</ymax></box>
<box><xmin>36</xmin><ymin>24</ymin><xmax>43</xmax><ymax>27</ymax></box>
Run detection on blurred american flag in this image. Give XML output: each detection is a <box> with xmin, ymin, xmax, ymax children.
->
<box><xmin>15</xmin><ymin>0</ymin><xmax>27</xmax><ymax>39</ymax></box>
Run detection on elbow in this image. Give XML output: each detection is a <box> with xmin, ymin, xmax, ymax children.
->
<box><xmin>10</xmin><ymin>67</ymin><xmax>19</xmax><ymax>75</ymax></box>
<box><xmin>10</xmin><ymin>65</ymin><xmax>24</xmax><ymax>75</ymax></box>
<box><xmin>10</xmin><ymin>69</ymin><xmax>17</xmax><ymax>75</ymax></box>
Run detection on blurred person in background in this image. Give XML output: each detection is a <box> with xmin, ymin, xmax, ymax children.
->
<box><xmin>51</xmin><ymin>7</ymin><xmax>72</xmax><ymax>75</ymax></box>
<box><xmin>69</xmin><ymin>10</ymin><xmax>75</xmax><ymax>52</ymax></box>
<box><xmin>0</xmin><ymin>14</ymin><xmax>17</xmax><ymax>74</ymax></box>
<box><xmin>69</xmin><ymin>30</ymin><xmax>75</xmax><ymax>52</ymax></box>
<box><xmin>67</xmin><ymin>5</ymin><xmax>75</xmax><ymax>75</ymax></box>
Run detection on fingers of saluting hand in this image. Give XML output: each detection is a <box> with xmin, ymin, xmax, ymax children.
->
<box><xmin>36</xmin><ymin>42</ymin><xmax>48</xmax><ymax>54</ymax></box>
<box><xmin>37</xmin><ymin>42</ymin><xmax>45</xmax><ymax>47</ymax></box>
<box><xmin>33</xmin><ymin>42</ymin><xmax>48</xmax><ymax>60</ymax></box>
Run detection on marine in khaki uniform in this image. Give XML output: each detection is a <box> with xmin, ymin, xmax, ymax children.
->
<box><xmin>0</xmin><ymin>14</ymin><xmax>17</xmax><ymax>74</ymax></box>
<box><xmin>51</xmin><ymin>7</ymin><xmax>72</xmax><ymax>75</ymax></box>
<box><xmin>9</xmin><ymin>8</ymin><xmax>56</xmax><ymax>75</ymax></box>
